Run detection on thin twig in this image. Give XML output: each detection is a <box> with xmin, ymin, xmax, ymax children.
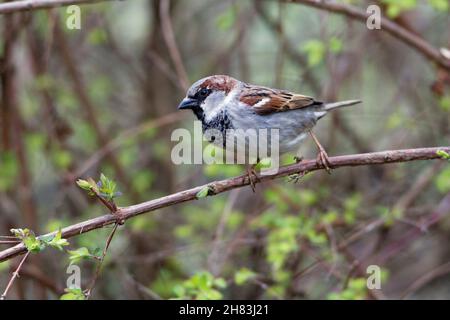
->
<box><xmin>90</xmin><ymin>187</ymin><xmax>118</xmax><ymax>213</ymax></box>
<box><xmin>159</xmin><ymin>0</ymin><xmax>190</xmax><ymax>90</ymax></box>
<box><xmin>0</xmin><ymin>251</ymin><xmax>31</xmax><ymax>300</ymax></box>
<box><xmin>0</xmin><ymin>240</ymin><xmax>21</xmax><ymax>245</ymax></box>
<box><xmin>0</xmin><ymin>0</ymin><xmax>111</xmax><ymax>14</ymax></box>
<box><xmin>84</xmin><ymin>222</ymin><xmax>119</xmax><ymax>299</ymax></box>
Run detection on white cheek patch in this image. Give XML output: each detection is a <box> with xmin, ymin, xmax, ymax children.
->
<box><xmin>202</xmin><ymin>99</ymin><xmax>222</xmax><ymax>122</ymax></box>
<box><xmin>203</xmin><ymin>87</ymin><xmax>239</xmax><ymax>122</ymax></box>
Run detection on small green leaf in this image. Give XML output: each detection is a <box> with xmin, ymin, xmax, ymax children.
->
<box><xmin>68</xmin><ymin>247</ymin><xmax>93</xmax><ymax>265</ymax></box>
<box><xmin>60</xmin><ymin>288</ymin><xmax>86</xmax><ymax>300</ymax></box>
<box><xmin>322</xmin><ymin>211</ymin><xmax>338</xmax><ymax>224</ymax></box>
<box><xmin>329</xmin><ymin>37</ymin><xmax>343</xmax><ymax>54</ymax></box>
<box><xmin>435</xmin><ymin>166</ymin><xmax>450</xmax><ymax>193</ymax></box>
<box><xmin>382</xmin><ymin>0</ymin><xmax>417</xmax><ymax>18</ymax></box>
<box><xmin>234</xmin><ymin>268</ymin><xmax>257</xmax><ymax>285</ymax></box>
<box><xmin>437</xmin><ymin>150</ymin><xmax>450</xmax><ymax>160</ymax></box>
<box><xmin>87</xmin><ymin>28</ymin><xmax>107</xmax><ymax>45</ymax></box>
<box><xmin>11</xmin><ymin>228</ymin><xmax>46</xmax><ymax>253</ymax></box>
<box><xmin>39</xmin><ymin>234</ymin><xmax>56</xmax><ymax>243</ymax></box>
<box><xmin>0</xmin><ymin>152</ymin><xmax>19</xmax><ymax>191</ymax></box>
<box><xmin>77</xmin><ymin>174</ymin><xmax>121</xmax><ymax>201</ymax></box>
<box><xmin>196</xmin><ymin>185</ymin><xmax>212</xmax><ymax>199</ymax></box>
<box><xmin>439</xmin><ymin>96</ymin><xmax>450</xmax><ymax>111</ymax></box>
<box><xmin>76</xmin><ymin>179</ymin><xmax>93</xmax><ymax>191</ymax></box>
<box><xmin>378</xmin><ymin>206</ymin><xmax>403</xmax><ymax>226</ymax></box>
<box><xmin>98</xmin><ymin>173</ymin><xmax>119</xmax><ymax>200</ymax></box>
<box><xmin>215</xmin><ymin>4</ymin><xmax>236</xmax><ymax>31</ymax></box>
<box><xmin>52</xmin><ymin>149</ymin><xmax>72</xmax><ymax>170</ymax></box>
<box><xmin>173</xmin><ymin>285</ymin><xmax>186</xmax><ymax>298</ymax></box>
<box><xmin>174</xmin><ymin>225</ymin><xmax>193</xmax><ymax>239</ymax></box>
<box><xmin>0</xmin><ymin>261</ymin><xmax>9</xmax><ymax>272</ymax></box>
<box><xmin>214</xmin><ymin>278</ymin><xmax>227</xmax><ymax>289</ymax></box>
<box><xmin>10</xmin><ymin>228</ymin><xmax>29</xmax><ymax>239</ymax></box>
<box><xmin>100</xmin><ymin>173</ymin><xmax>108</xmax><ymax>188</ymax></box>
<box><xmin>301</xmin><ymin>40</ymin><xmax>326</xmax><ymax>67</ymax></box>
<box><xmin>47</xmin><ymin>230</ymin><xmax>69</xmax><ymax>251</ymax></box>
<box><xmin>23</xmin><ymin>236</ymin><xmax>45</xmax><ymax>253</ymax></box>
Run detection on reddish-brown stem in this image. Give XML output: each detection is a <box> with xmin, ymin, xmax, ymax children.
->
<box><xmin>89</xmin><ymin>186</ymin><xmax>118</xmax><ymax>214</ymax></box>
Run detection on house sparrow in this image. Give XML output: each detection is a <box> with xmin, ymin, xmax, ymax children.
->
<box><xmin>178</xmin><ymin>75</ymin><xmax>361</xmax><ymax>189</ymax></box>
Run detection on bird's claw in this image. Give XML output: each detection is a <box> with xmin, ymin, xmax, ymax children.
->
<box><xmin>246</xmin><ymin>167</ymin><xmax>259</xmax><ymax>192</ymax></box>
<box><xmin>288</xmin><ymin>170</ymin><xmax>308</xmax><ymax>183</ymax></box>
<box><xmin>308</xmin><ymin>130</ymin><xmax>332</xmax><ymax>174</ymax></box>
<box><xmin>317</xmin><ymin>148</ymin><xmax>332</xmax><ymax>174</ymax></box>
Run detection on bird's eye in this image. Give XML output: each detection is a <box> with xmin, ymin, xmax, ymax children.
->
<box><xmin>198</xmin><ymin>88</ymin><xmax>210</xmax><ymax>98</ymax></box>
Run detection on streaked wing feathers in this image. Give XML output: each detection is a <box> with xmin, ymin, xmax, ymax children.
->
<box><xmin>239</xmin><ymin>85</ymin><xmax>319</xmax><ymax>115</ymax></box>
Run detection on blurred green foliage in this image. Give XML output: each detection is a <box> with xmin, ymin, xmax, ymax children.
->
<box><xmin>0</xmin><ymin>152</ymin><xmax>18</xmax><ymax>191</ymax></box>
<box><xmin>173</xmin><ymin>271</ymin><xmax>227</xmax><ymax>300</ymax></box>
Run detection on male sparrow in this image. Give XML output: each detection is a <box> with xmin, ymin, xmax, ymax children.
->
<box><xmin>178</xmin><ymin>75</ymin><xmax>360</xmax><ymax>189</ymax></box>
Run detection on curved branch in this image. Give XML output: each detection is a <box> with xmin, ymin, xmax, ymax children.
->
<box><xmin>0</xmin><ymin>0</ymin><xmax>111</xmax><ymax>14</ymax></box>
<box><xmin>283</xmin><ymin>0</ymin><xmax>450</xmax><ymax>70</ymax></box>
<box><xmin>0</xmin><ymin>146</ymin><xmax>448</xmax><ymax>263</ymax></box>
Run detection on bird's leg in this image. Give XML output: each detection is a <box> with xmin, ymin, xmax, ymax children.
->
<box><xmin>309</xmin><ymin>130</ymin><xmax>332</xmax><ymax>174</ymax></box>
<box><xmin>246</xmin><ymin>159</ymin><xmax>260</xmax><ymax>192</ymax></box>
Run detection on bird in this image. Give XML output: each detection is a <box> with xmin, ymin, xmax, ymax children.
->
<box><xmin>178</xmin><ymin>75</ymin><xmax>361</xmax><ymax>191</ymax></box>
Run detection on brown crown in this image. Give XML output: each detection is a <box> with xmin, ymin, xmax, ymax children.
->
<box><xmin>199</xmin><ymin>75</ymin><xmax>237</xmax><ymax>94</ymax></box>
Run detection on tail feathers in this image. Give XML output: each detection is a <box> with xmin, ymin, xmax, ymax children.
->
<box><xmin>323</xmin><ymin>99</ymin><xmax>362</xmax><ymax>111</ymax></box>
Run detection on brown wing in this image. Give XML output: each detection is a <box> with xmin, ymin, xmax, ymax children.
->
<box><xmin>240</xmin><ymin>85</ymin><xmax>320</xmax><ymax>115</ymax></box>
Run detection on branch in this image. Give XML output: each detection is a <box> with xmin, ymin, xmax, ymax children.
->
<box><xmin>0</xmin><ymin>0</ymin><xmax>112</xmax><ymax>14</ymax></box>
<box><xmin>0</xmin><ymin>146</ymin><xmax>448</xmax><ymax>263</ymax></box>
<box><xmin>282</xmin><ymin>0</ymin><xmax>450</xmax><ymax>71</ymax></box>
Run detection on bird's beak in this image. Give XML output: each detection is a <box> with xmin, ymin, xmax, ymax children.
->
<box><xmin>178</xmin><ymin>97</ymin><xmax>198</xmax><ymax>110</ymax></box>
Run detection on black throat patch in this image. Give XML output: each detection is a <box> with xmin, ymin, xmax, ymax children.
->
<box><xmin>198</xmin><ymin>110</ymin><xmax>233</xmax><ymax>148</ymax></box>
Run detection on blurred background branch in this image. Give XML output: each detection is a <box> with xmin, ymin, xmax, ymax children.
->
<box><xmin>0</xmin><ymin>0</ymin><xmax>111</xmax><ymax>14</ymax></box>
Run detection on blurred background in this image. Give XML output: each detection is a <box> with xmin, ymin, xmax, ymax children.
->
<box><xmin>0</xmin><ymin>0</ymin><xmax>449</xmax><ymax>299</ymax></box>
